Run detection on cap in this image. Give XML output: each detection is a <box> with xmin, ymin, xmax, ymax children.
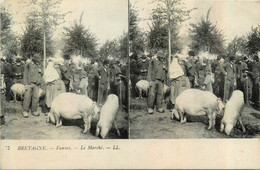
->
<box><xmin>32</xmin><ymin>54</ymin><xmax>41</xmax><ymax>62</ymax></box>
<box><xmin>157</xmin><ymin>50</ymin><xmax>164</xmax><ymax>58</ymax></box>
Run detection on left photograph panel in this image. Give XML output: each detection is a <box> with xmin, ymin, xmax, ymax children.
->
<box><xmin>0</xmin><ymin>0</ymin><xmax>129</xmax><ymax>139</ymax></box>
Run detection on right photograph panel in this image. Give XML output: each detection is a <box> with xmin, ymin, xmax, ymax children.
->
<box><xmin>129</xmin><ymin>0</ymin><xmax>260</xmax><ymax>139</ymax></box>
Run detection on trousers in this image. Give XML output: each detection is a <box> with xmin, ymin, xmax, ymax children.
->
<box><xmin>147</xmin><ymin>80</ymin><xmax>164</xmax><ymax>109</ymax></box>
<box><xmin>23</xmin><ymin>83</ymin><xmax>39</xmax><ymax>112</ymax></box>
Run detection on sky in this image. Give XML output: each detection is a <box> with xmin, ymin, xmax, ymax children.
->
<box><xmin>1</xmin><ymin>0</ymin><xmax>128</xmax><ymax>47</ymax></box>
<box><xmin>132</xmin><ymin>0</ymin><xmax>260</xmax><ymax>44</ymax></box>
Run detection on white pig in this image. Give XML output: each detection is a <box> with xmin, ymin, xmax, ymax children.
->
<box><xmin>172</xmin><ymin>89</ymin><xmax>225</xmax><ymax>129</ymax></box>
<box><xmin>11</xmin><ymin>83</ymin><xmax>25</xmax><ymax>102</ymax></box>
<box><xmin>46</xmin><ymin>93</ymin><xmax>100</xmax><ymax>134</ymax></box>
<box><xmin>135</xmin><ymin>80</ymin><xmax>149</xmax><ymax>98</ymax></box>
<box><xmin>95</xmin><ymin>94</ymin><xmax>121</xmax><ymax>139</ymax></box>
<box><xmin>11</xmin><ymin>83</ymin><xmax>45</xmax><ymax>102</ymax></box>
<box><xmin>220</xmin><ymin>90</ymin><xmax>246</xmax><ymax>135</ymax></box>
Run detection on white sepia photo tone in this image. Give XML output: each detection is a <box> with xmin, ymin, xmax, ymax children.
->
<box><xmin>129</xmin><ymin>0</ymin><xmax>260</xmax><ymax>139</ymax></box>
<box><xmin>0</xmin><ymin>0</ymin><xmax>129</xmax><ymax>140</ymax></box>
<box><xmin>0</xmin><ymin>0</ymin><xmax>260</xmax><ymax>169</ymax></box>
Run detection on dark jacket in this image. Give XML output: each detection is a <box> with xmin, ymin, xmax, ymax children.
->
<box><xmin>147</xmin><ymin>59</ymin><xmax>166</xmax><ymax>82</ymax></box>
<box><xmin>130</xmin><ymin>59</ymin><xmax>140</xmax><ymax>75</ymax></box>
<box><xmin>221</xmin><ymin>61</ymin><xmax>237</xmax><ymax>80</ymax></box>
<box><xmin>88</xmin><ymin>67</ymin><xmax>99</xmax><ymax>87</ymax></box>
<box><xmin>13</xmin><ymin>64</ymin><xmax>24</xmax><ymax>79</ymax></box>
<box><xmin>23</xmin><ymin>63</ymin><xmax>42</xmax><ymax>85</ymax></box>
<box><xmin>3</xmin><ymin>62</ymin><xmax>15</xmax><ymax>81</ymax></box>
<box><xmin>98</xmin><ymin>66</ymin><xmax>110</xmax><ymax>86</ymax></box>
<box><xmin>60</xmin><ymin>63</ymin><xmax>72</xmax><ymax>84</ymax></box>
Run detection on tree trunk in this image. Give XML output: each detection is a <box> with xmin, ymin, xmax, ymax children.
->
<box><xmin>43</xmin><ymin>30</ymin><xmax>46</xmax><ymax>73</ymax></box>
<box><xmin>168</xmin><ymin>24</ymin><xmax>171</xmax><ymax>71</ymax></box>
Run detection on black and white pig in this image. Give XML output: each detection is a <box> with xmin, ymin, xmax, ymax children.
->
<box><xmin>95</xmin><ymin>94</ymin><xmax>121</xmax><ymax>139</ymax></box>
<box><xmin>46</xmin><ymin>93</ymin><xmax>100</xmax><ymax>134</ymax></box>
<box><xmin>220</xmin><ymin>90</ymin><xmax>246</xmax><ymax>135</ymax></box>
<box><xmin>172</xmin><ymin>89</ymin><xmax>225</xmax><ymax>129</ymax></box>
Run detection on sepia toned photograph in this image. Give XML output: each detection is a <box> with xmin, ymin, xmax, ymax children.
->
<box><xmin>129</xmin><ymin>0</ymin><xmax>260</xmax><ymax>139</ymax></box>
<box><xmin>0</xmin><ymin>0</ymin><xmax>260</xmax><ymax>169</ymax></box>
<box><xmin>0</xmin><ymin>0</ymin><xmax>129</xmax><ymax>139</ymax></box>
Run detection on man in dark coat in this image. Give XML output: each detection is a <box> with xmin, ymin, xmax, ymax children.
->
<box><xmin>130</xmin><ymin>53</ymin><xmax>140</xmax><ymax>98</ymax></box>
<box><xmin>88</xmin><ymin>61</ymin><xmax>99</xmax><ymax>101</ymax></box>
<box><xmin>3</xmin><ymin>58</ymin><xmax>14</xmax><ymax>102</ymax></box>
<box><xmin>221</xmin><ymin>55</ymin><xmax>237</xmax><ymax>102</ymax></box>
<box><xmin>211</xmin><ymin>55</ymin><xmax>225</xmax><ymax>99</ymax></box>
<box><xmin>22</xmin><ymin>54</ymin><xmax>42</xmax><ymax>118</ymax></box>
<box><xmin>97</xmin><ymin>60</ymin><xmax>110</xmax><ymax>106</ymax></box>
<box><xmin>147</xmin><ymin>50</ymin><xmax>166</xmax><ymax>114</ymax></box>
<box><xmin>137</xmin><ymin>54</ymin><xmax>149</xmax><ymax>80</ymax></box>
<box><xmin>250</xmin><ymin>55</ymin><xmax>260</xmax><ymax>109</ymax></box>
<box><xmin>13</xmin><ymin>58</ymin><xmax>24</xmax><ymax>84</ymax></box>
<box><xmin>60</xmin><ymin>59</ymin><xmax>72</xmax><ymax>92</ymax></box>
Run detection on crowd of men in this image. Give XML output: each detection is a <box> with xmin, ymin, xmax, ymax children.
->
<box><xmin>0</xmin><ymin>54</ymin><xmax>129</xmax><ymax>125</ymax></box>
<box><xmin>130</xmin><ymin>50</ymin><xmax>260</xmax><ymax>114</ymax></box>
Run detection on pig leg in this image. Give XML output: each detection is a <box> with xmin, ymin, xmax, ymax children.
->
<box><xmin>46</xmin><ymin>112</ymin><xmax>50</xmax><ymax>123</ymax></box>
<box><xmin>179</xmin><ymin>112</ymin><xmax>186</xmax><ymax>124</ymax></box>
<box><xmin>87</xmin><ymin>116</ymin><xmax>92</xmax><ymax>131</ymax></box>
<box><xmin>54</xmin><ymin>113</ymin><xmax>61</xmax><ymax>127</ymax></box>
<box><xmin>82</xmin><ymin>118</ymin><xmax>89</xmax><ymax>134</ymax></box>
<box><xmin>113</xmin><ymin>121</ymin><xmax>121</xmax><ymax>136</ymax></box>
<box><xmin>212</xmin><ymin>111</ymin><xmax>217</xmax><ymax>128</ymax></box>
<box><xmin>95</xmin><ymin>125</ymin><xmax>101</xmax><ymax>137</ymax></box>
<box><xmin>207</xmin><ymin>112</ymin><xmax>213</xmax><ymax>130</ymax></box>
<box><xmin>137</xmin><ymin>88</ymin><xmax>142</xmax><ymax>99</ymax></box>
<box><xmin>57</xmin><ymin>117</ymin><xmax>63</xmax><ymax>127</ymax></box>
<box><xmin>238</xmin><ymin>116</ymin><xmax>246</xmax><ymax>133</ymax></box>
<box><xmin>14</xmin><ymin>92</ymin><xmax>17</xmax><ymax>102</ymax></box>
<box><xmin>220</xmin><ymin>121</ymin><xmax>225</xmax><ymax>132</ymax></box>
<box><xmin>81</xmin><ymin>112</ymin><xmax>92</xmax><ymax>134</ymax></box>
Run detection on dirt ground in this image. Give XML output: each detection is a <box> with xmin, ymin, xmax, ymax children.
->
<box><xmin>130</xmin><ymin>97</ymin><xmax>260</xmax><ymax>139</ymax></box>
<box><xmin>0</xmin><ymin>94</ymin><xmax>128</xmax><ymax>140</ymax></box>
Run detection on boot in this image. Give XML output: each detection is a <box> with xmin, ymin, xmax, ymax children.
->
<box><xmin>147</xmin><ymin>108</ymin><xmax>154</xmax><ymax>114</ymax></box>
<box><xmin>23</xmin><ymin>111</ymin><xmax>29</xmax><ymax>118</ymax></box>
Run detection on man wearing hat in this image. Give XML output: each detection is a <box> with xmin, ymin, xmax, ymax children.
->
<box><xmin>13</xmin><ymin>58</ymin><xmax>24</xmax><ymax>84</ymax></box>
<box><xmin>130</xmin><ymin>53</ymin><xmax>140</xmax><ymax>98</ymax></box>
<box><xmin>3</xmin><ymin>57</ymin><xmax>14</xmax><ymax>102</ymax></box>
<box><xmin>137</xmin><ymin>54</ymin><xmax>149</xmax><ymax>80</ymax></box>
<box><xmin>211</xmin><ymin>55</ymin><xmax>225</xmax><ymax>99</ymax></box>
<box><xmin>250</xmin><ymin>55</ymin><xmax>260</xmax><ymax>110</ymax></box>
<box><xmin>22</xmin><ymin>54</ymin><xmax>43</xmax><ymax>118</ymax></box>
<box><xmin>110</xmin><ymin>60</ymin><xmax>121</xmax><ymax>96</ymax></box>
<box><xmin>147</xmin><ymin>50</ymin><xmax>166</xmax><ymax>114</ymax></box>
<box><xmin>97</xmin><ymin>59</ymin><xmax>110</xmax><ymax>106</ymax></box>
<box><xmin>221</xmin><ymin>55</ymin><xmax>237</xmax><ymax>102</ymax></box>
